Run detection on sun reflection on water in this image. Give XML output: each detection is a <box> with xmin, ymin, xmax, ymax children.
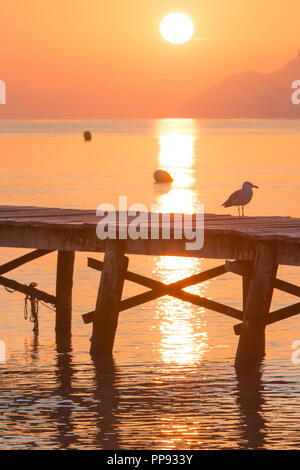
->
<box><xmin>153</xmin><ymin>256</ymin><xmax>208</xmax><ymax>366</ymax></box>
<box><xmin>155</xmin><ymin>119</ymin><xmax>198</xmax><ymax>213</ymax></box>
<box><xmin>153</xmin><ymin>119</ymin><xmax>208</xmax><ymax>367</ymax></box>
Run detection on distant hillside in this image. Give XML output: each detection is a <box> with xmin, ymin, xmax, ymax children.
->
<box><xmin>184</xmin><ymin>52</ymin><xmax>300</xmax><ymax>118</ymax></box>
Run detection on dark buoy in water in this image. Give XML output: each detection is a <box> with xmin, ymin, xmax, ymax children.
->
<box><xmin>84</xmin><ymin>130</ymin><xmax>92</xmax><ymax>141</ymax></box>
<box><xmin>153</xmin><ymin>169</ymin><xmax>173</xmax><ymax>183</ymax></box>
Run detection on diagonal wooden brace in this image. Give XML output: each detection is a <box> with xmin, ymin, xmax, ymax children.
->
<box><xmin>0</xmin><ymin>249</ymin><xmax>54</xmax><ymax>275</ymax></box>
<box><xmin>0</xmin><ymin>249</ymin><xmax>56</xmax><ymax>306</ymax></box>
<box><xmin>234</xmin><ymin>302</ymin><xmax>300</xmax><ymax>335</ymax></box>
<box><xmin>227</xmin><ymin>259</ymin><xmax>300</xmax><ymax>335</ymax></box>
<box><xmin>82</xmin><ymin>258</ymin><xmax>242</xmax><ymax>324</ymax></box>
<box><xmin>0</xmin><ymin>275</ymin><xmax>56</xmax><ymax>305</ymax></box>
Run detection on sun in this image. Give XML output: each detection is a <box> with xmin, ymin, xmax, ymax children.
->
<box><xmin>160</xmin><ymin>13</ymin><xmax>194</xmax><ymax>44</ymax></box>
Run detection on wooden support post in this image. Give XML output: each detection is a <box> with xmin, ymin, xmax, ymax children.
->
<box><xmin>235</xmin><ymin>243</ymin><xmax>278</xmax><ymax>372</ymax></box>
<box><xmin>243</xmin><ymin>274</ymin><xmax>251</xmax><ymax>311</ymax></box>
<box><xmin>90</xmin><ymin>240</ymin><xmax>128</xmax><ymax>358</ymax></box>
<box><xmin>55</xmin><ymin>250</ymin><xmax>75</xmax><ymax>336</ymax></box>
<box><xmin>225</xmin><ymin>259</ymin><xmax>252</xmax><ymax>311</ymax></box>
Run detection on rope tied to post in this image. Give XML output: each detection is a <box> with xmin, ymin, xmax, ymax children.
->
<box><xmin>3</xmin><ymin>277</ymin><xmax>56</xmax><ymax>332</ymax></box>
<box><xmin>24</xmin><ymin>282</ymin><xmax>39</xmax><ymax>332</ymax></box>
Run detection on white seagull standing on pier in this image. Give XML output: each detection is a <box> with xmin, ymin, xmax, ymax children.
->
<box><xmin>222</xmin><ymin>181</ymin><xmax>258</xmax><ymax>217</ymax></box>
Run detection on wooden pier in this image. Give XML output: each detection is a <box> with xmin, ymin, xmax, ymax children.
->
<box><xmin>0</xmin><ymin>205</ymin><xmax>300</xmax><ymax>372</ymax></box>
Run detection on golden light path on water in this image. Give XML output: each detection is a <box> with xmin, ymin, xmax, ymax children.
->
<box><xmin>153</xmin><ymin>119</ymin><xmax>208</xmax><ymax>367</ymax></box>
<box><xmin>155</xmin><ymin>119</ymin><xmax>197</xmax><ymax>213</ymax></box>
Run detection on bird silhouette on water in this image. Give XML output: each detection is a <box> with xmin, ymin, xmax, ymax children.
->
<box><xmin>222</xmin><ymin>181</ymin><xmax>258</xmax><ymax>217</ymax></box>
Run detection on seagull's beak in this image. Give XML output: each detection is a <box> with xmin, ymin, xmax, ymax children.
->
<box><xmin>252</xmin><ymin>184</ymin><xmax>259</xmax><ymax>189</ymax></box>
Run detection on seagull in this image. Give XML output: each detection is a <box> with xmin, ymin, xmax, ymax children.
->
<box><xmin>221</xmin><ymin>181</ymin><xmax>258</xmax><ymax>217</ymax></box>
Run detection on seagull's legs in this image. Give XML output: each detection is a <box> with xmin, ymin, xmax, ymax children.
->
<box><xmin>238</xmin><ymin>206</ymin><xmax>240</xmax><ymax>217</ymax></box>
<box><xmin>242</xmin><ymin>206</ymin><xmax>244</xmax><ymax>217</ymax></box>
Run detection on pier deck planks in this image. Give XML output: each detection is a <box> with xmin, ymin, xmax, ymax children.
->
<box><xmin>0</xmin><ymin>205</ymin><xmax>299</xmax><ymax>265</ymax></box>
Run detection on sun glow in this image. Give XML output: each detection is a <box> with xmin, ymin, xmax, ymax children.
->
<box><xmin>160</xmin><ymin>13</ymin><xmax>194</xmax><ymax>44</ymax></box>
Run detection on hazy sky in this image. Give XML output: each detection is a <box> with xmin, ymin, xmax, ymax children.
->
<box><xmin>1</xmin><ymin>0</ymin><xmax>299</xmax><ymax>118</ymax></box>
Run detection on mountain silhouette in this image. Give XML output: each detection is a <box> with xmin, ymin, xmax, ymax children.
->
<box><xmin>184</xmin><ymin>52</ymin><xmax>300</xmax><ymax>118</ymax></box>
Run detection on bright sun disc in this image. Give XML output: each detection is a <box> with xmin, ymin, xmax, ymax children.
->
<box><xmin>160</xmin><ymin>13</ymin><xmax>194</xmax><ymax>44</ymax></box>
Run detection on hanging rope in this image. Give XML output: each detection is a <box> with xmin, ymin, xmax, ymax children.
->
<box><xmin>24</xmin><ymin>282</ymin><xmax>39</xmax><ymax>332</ymax></box>
<box><xmin>3</xmin><ymin>280</ymin><xmax>56</xmax><ymax>330</ymax></box>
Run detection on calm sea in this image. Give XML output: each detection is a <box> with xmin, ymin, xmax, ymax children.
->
<box><xmin>0</xmin><ymin>119</ymin><xmax>300</xmax><ymax>449</ymax></box>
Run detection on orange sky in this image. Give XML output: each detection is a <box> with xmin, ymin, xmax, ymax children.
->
<box><xmin>0</xmin><ymin>0</ymin><xmax>299</xmax><ymax>118</ymax></box>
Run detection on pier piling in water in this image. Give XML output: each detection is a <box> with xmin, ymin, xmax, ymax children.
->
<box><xmin>234</xmin><ymin>243</ymin><xmax>278</xmax><ymax>371</ymax></box>
<box><xmin>90</xmin><ymin>240</ymin><xmax>128</xmax><ymax>357</ymax></box>
<box><xmin>55</xmin><ymin>250</ymin><xmax>75</xmax><ymax>336</ymax></box>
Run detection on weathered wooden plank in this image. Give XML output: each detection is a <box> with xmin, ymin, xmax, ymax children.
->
<box><xmin>83</xmin><ymin>260</ymin><xmax>242</xmax><ymax>323</ymax></box>
<box><xmin>1</xmin><ymin>207</ymin><xmax>300</xmax><ymax>265</ymax></box>
<box><xmin>90</xmin><ymin>240</ymin><xmax>128</xmax><ymax>357</ymax></box>
<box><xmin>83</xmin><ymin>260</ymin><xmax>241</xmax><ymax>324</ymax></box>
<box><xmin>234</xmin><ymin>302</ymin><xmax>300</xmax><ymax>335</ymax></box>
<box><xmin>274</xmin><ymin>279</ymin><xmax>300</xmax><ymax>297</ymax></box>
<box><xmin>2</xmin><ymin>221</ymin><xmax>300</xmax><ymax>264</ymax></box>
<box><xmin>119</xmin><ymin>289</ymin><xmax>241</xmax><ymax>320</ymax></box>
<box><xmin>0</xmin><ymin>205</ymin><xmax>300</xmax><ymax>238</ymax></box>
<box><xmin>225</xmin><ymin>260</ymin><xmax>252</xmax><ymax>277</ymax></box>
<box><xmin>165</xmin><ymin>290</ymin><xmax>243</xmax><ymax>320</ymax></box>
<box><xmin>55</xmin><ymin>251</ymin><xmax>75</xmax><ymax>336</ymax></box>
<box><xmin>235</xmin><ymin>243</ymin><xmax>278</xmax><ymax>372</ymax></box>
<box><xmin>0</xmin><ymin>249</ymin><xmax>54</xmax><ymax>275</ymax></box>
<box><xmin>0</xmin><ymin>214</ymin><xmax>298</xmax><ymax>229</ymax></box>
<box><xmin>88</xmin><ymin>257</ymin><xmax>227</xmax><ymax>290</ymax></box>
<box><xmin>83</xmin><ymin>288</ymin><xmax>243</xmax><ymax>324</ymax></box>
<box><xmin>266</xmin><ymin>303</ymin><xmax>300</xmax><ymax>325</ymax></box>
<box><xmin>0</xmin><ymin>275</ymin><xmax>56</xmax><ymax>305</ymax></box>
<box><xmin>226</xmin><ymin>261</ymin><xmax>300</xmax><ymax>297</ymax></box>
<box><xmin>242</xmin><ymin>271</ymin><xmax>251</xmax><ymax>312</ymax></box>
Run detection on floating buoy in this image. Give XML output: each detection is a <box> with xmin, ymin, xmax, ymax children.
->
<box><xmin>153</xmin><ymin>169</ymin><xmax>173</xmax><ymax>183</ymax></box>
<box><xmin>83</xmin><ymin>130</ymin><xmax>92</xmax><ymax>141</ymax></box>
